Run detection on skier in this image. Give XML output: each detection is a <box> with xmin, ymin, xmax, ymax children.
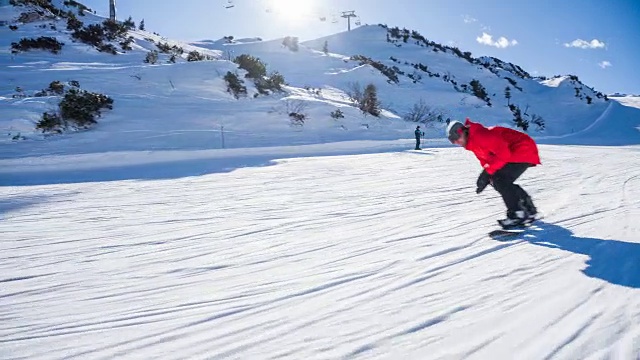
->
<box><xmin>414</xmin><ymin>126</ymin><xmax>424</xmax><ymax>150</ymax></box>
<box><xmin>446</xmin><ymin>118</ymin><xmax>540</xmax><ymax>228</ymax></box>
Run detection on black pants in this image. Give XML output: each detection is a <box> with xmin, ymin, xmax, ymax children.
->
<box><xmin>491</xmin><ymin>163</ymin><xmax>533</xmax><ymax>215</ymax></box>
<box><xmin>415</xmin><ymin>137</ymin><xmax>421</xmax><ymax>149</ymax></box>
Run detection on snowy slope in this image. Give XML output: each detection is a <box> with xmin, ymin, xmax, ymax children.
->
<box><xmin>1</xmin><ymin>2</ymin><xmax>640</xmax><ymax>359</ymax></box>
<box><xmin>539</xmin><ymin>100</ymin><xmax>640</xmax><ymax>146</ymax></box>
<box><xmin>610</xmin><ymin>94</ymin><xmax>640</xmax><ymax>111</ymax></box>
<box><xmin>195</xmin><ymin>25</ymin><xmax>619</xmax><ymax>136</ymax></box>
<box><xmin>2</xmin><ymin>144</ymin><xmax>640</xmax><ymax>359</ymax></box>
<box><xmin>2</xmin><ymin>1</ymin><xmax>639</xmax><ymax>154</ymax></box>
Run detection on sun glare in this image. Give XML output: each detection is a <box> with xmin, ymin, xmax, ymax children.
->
<box><xmin>269</xmin><ymin>0</ymin><xmax>315</xmax><ymax>24</ymax></box>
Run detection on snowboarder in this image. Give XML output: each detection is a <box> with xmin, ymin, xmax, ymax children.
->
<box><xmin>446</xmin><ymin>118</ymin><xmax>540</xmax><ymax>228</ymax></box>
<box><xmin>414</xmin><ymin>126</ymin><xmax>424</xmax><ymax>150</ymax></box>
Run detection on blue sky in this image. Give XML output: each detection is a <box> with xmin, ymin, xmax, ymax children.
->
<box><xmin>82</xmin><ymin>0</ymin><xmax>640</xmax><ymax>94</ymax></box>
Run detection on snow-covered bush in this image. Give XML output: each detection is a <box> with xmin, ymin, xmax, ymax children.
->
<box><xmin>101</xmin><ymin>19</ymin><xmax>129</xmax><ymax>41</ymax></box>
<box><xmin>330</xmin><ymin>109</ymin><xmax>345</xmax><ymax>119</ymax></box>
<box><xmin>403</xmin><ymin>99</ymin><xmax>445</xmax><ymax>124</ymax></box>
<box><xmin>289</xmin><ymin>112</ymin><xmax>305</xmax><ymax>125</ymax></box>
<box><xmin>71</xmin><ymin>24</ymin><xmax>104</xmax><ymax>47</ymax></box>
<box><xmin>282</xmin><ymin>36</ymin><xmax>299</xmax><ymax>52</ymax></box>
<box><xmin>469</xmin><ymin>79</ymin><xmax>491</xmax><ymax>106</ymax></box>
<box><xmin>120</xmin><ymin>36</ymin><xmax>134</xmax><ymax>51</ymax></box>
<box><xmin>121</xmin><ymin>16</ymin><xmax>135</xmax><ymax>30</ymax></box>
<box><xmin>144</xmin><ymin>50</ymin><xmax>158</xmax><ymax>64</ymax></box>
<box><xmin>66</xmin><ymin>14</ymin><xmax>83</xmax><ymax>31</ymax></box>
<box><xmin>233</xmin><ymin>54</ymin><xmax>267</xmax><ymax>78</ymax></box>
<box><xmin>63</xmin><ymin>0</ymin><xmax>92</xmax><ymax>15</ymax></box>
<box><xmin>233</xmin><ymin>55</ymin><xmax>285</xmax><ymax>95</ymax></box>
<box><xmin>70</xmin><ymin>20</ymin><xmax>131</xmax><ymax>54</ymax></box>
<box><xmin>350</xmin><ymin>55</ymin><xmax>400</xmax><ymax>84</ymax></box>
<box><xmin>255</xmin><ymin>71</ymin><xmax>285</xmax><ymax>95</ymax></box>
<box><xmin>504</xmin><ymin>77</ymin><xmax>522</xmax><ymax>91</ymax></box>
<box><xmin>156</xmin><ymin>42</ymin><xmax>183</xmax><ymax>55</ymax></box>
<box><xmin>272</xmin><ymin>100</ymin><xmax>307</xmax><ymax>126</ymax></box>
<box><xmin>154</xmin><ymin>42</ymin><xmax>183</xmax><ymax>62</ymax></box>
<box><xmin>266</xmin><ymin>72</ymin><xmax>285</xmax><ymax>91</ymax></box>
<box><xmin>36</xmin><ymin>82</ymin><xmax>113</xmax><ymax>133</ymax></box>
<box><xmin>346</xmin><ymin>82</ymin><xmax>381</xmax><ymax>116</ymax></box>
<box><xmin>187</xmin><ymin>50</ymin><xmax>210</xmax><ymax>62</ymax></box>
<box><xmin>224</xmin><ymin>71</ymin><xmax>247</xmax><ymax>99</ymax></box>
<box><xmin>361</xmin><ymin>84</ymin><xmax>381</xmax><ymax>117</ymax></box>
<box><xmin>509</xmin><ymin>104</ymin><xmax>528</xmax><ymax>131</ymax></box>
<box><xmin>12</xmin><ymin>0</ymin><xmax>63</xmax><ymax>17</ymax></box>
<box><xmin>33</xmin><ymin>80</ymin><xmax>65</xmax><ymax>96</ymax></box>
<box><xmin>531</xmin><ymin>114</ymin><xmax>545</xmax><ymax>131</ymax></box>
<box><xmin>11</xmin><ymin>36</ymin><xmax>64</xmax><ymax>54</ymax></box>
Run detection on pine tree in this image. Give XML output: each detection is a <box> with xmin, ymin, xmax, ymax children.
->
<box><xmin>469</xmin><ymin>79</ymin><xmax>488</xmax><ymax>100</ymax></box>
<box><xmin>123</xmin><ymin>16</ymin><xmax>135</xmax><ymax>29</ymax></box>
<box><xmin>361</xmin><ymin>84</ymin><xmax>381</xmax><ymax>116</ymax></box>
<box><xmin>138</xmin><ymin>19</ymin><xmax>145</xmax><ymax>31</ymax></box>
<box><xmin>322</xmin><ymin>40</ymin><xmax>328</xmax><ymax>55</ymax></box>
<box><xmin>505</xmin><ymin>86</ymin><xmax>511</xmax><ymax>106</ymax></box>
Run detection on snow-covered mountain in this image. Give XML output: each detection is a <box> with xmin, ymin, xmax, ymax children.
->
<box><xmin>609</xmin><ymin>93</ymin><xmax>640</xmax><ymax>110</ymax></box>
<box><xmin>1</xmin><ymin>0</ymin><xmax>639</xmax><ymax>152</ymax></box>
<box><xmin>1</xmin><ymin>1</ymin><xmax>640</xmax><ymax>359</ymax></box>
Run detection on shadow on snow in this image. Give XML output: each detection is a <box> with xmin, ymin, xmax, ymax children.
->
<box><xmin>0</xmin><ymin>193</ymin><xmax>77</xmax><ymax>218</ymax></box>
<box><xmin>1</xmin><ymin>147</ymin><xmax>437</xmax><ymax>186</ymax></box>
<box><xmin>494</xmin><ymin>221</ymin><xmax>640</xmax><ymax>289</ymax></box>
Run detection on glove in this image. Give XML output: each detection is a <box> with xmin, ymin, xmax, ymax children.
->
<box><xmin>476</xmin><ymin>170</ymin><xmax>490</xmax><ymax>194</ymax></box>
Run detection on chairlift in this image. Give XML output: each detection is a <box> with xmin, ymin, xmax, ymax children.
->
<box><xmin>355</xmin><ymin>17</ymin><xmax>361</xmax><ymax>26</ymax></box>
<box><xmin>319</xmin><ymin>16</ymin><xmax>326</xmax><ymax>22</ymax></box>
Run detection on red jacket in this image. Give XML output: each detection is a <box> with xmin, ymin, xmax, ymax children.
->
<box><xmin>464</xmin><ymin>118</ymin><xmax>541</xmax><ymax>175</ymax></box>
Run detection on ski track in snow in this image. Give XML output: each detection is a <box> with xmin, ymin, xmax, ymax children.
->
<box><xmin>1</xmin><ymin>5</ymin><xmax>640</xmax><ymax>358</ymax></box>
<box><xmin>1</xmin><ymin>145</ymin><xmax>639</xmax><ymax>360</ymax></box>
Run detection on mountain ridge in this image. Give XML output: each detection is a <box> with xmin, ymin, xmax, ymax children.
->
<box><xmin>1</xmin><ymin>0</ymin><xmax>638</xmax><ymax>149</ymax></box>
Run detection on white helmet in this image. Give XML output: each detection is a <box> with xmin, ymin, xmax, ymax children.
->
<box><xmin>446</xmin><ymin>120</ymin><xmax>465</xmax><ymax>143</ymax></box>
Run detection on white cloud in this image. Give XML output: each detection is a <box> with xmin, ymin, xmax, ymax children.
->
<box><xmin>598</xmin><ymin>61</ymin><xmax>612</xmax><ymax>69</ymax></box>
<box><xmin>463</xmin><ymin>15</ymin><xmax>477</xmax><ymax>23</ymax></box>
<box><xmin>564</xmin><ymin>39</ymin><xmax>606</xmax><ymax>49</ymax></box>
<box><xmin>476</xmin><ymin>32</ymin><xmax>518</xmax><ymax>48</ymax></box>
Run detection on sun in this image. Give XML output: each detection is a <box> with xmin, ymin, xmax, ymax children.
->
<box><xmin>269</xmin><ymin>0</ymin><xmax>315</xmax><ymax>24</ymax></box>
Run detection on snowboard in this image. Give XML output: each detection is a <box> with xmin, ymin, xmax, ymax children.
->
<box><xmin>489</xmin><ymin>216</ymin><xmax>542</xmax><ymax>240</ymax></box>
<box><xmin>489</xmin><ymin>228</ymin><xmax>526</xmax><ymax>240</ymax></box>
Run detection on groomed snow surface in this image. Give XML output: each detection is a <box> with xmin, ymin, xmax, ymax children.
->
<box><xmin>2</xmin><ymin>142</ymin><xmax>640</xmax><ymax>360</ymax></box>
<box><xmin>2</xmin><ymin>2</ymin><xmax>640</xmax><ymax>359</ymax></box>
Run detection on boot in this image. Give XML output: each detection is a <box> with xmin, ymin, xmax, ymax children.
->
<box><xmin>518</xmin><ymin>196</ymin><xmax>538</xmax><ymax>221</ymax></box>
<box><xmin>498</xmin><ymin>210</ymin><xmax>527</xmax><ymax>229</ymax></box>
